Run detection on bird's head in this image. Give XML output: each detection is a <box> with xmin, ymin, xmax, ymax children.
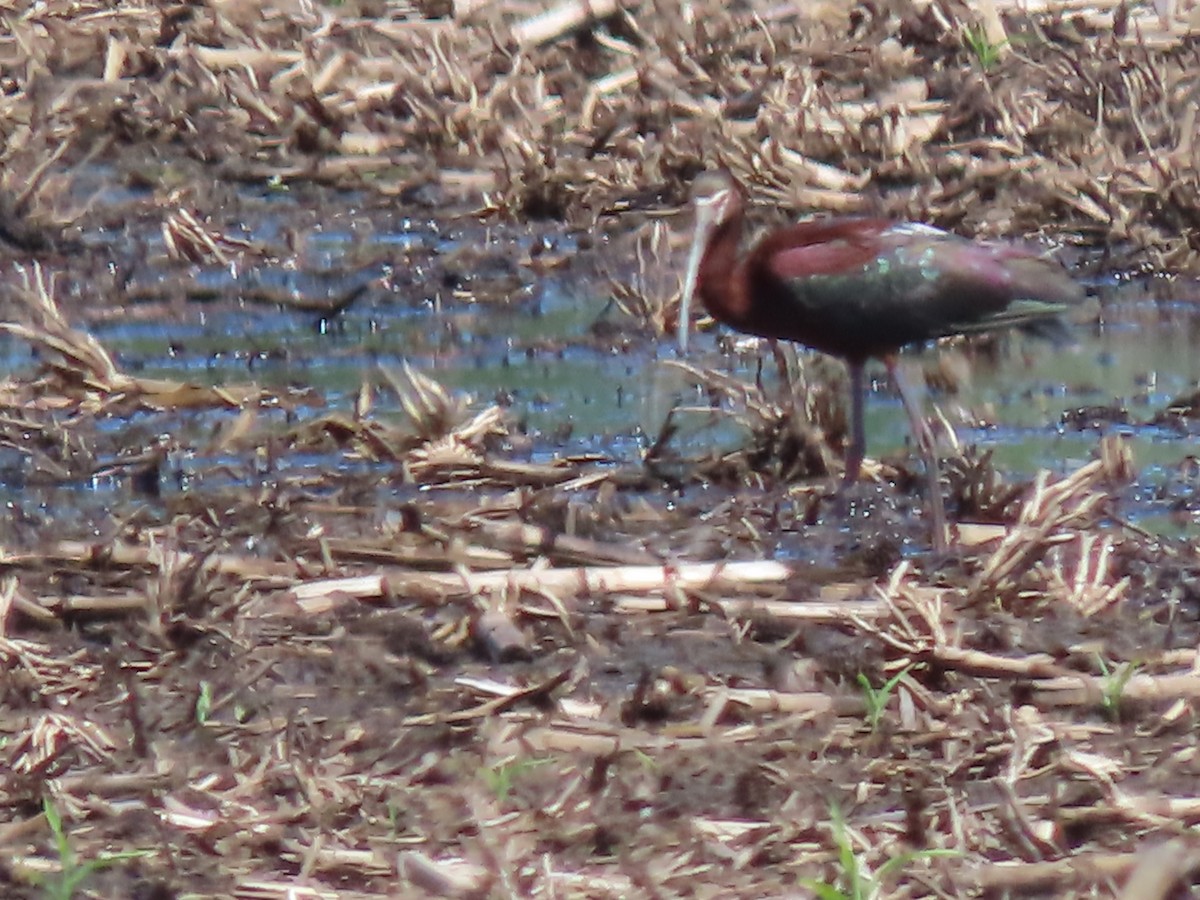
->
<box><xmin>679</xmin><ymin>170</ymin><xmax>742</xmax><ymax>353</ymax></box>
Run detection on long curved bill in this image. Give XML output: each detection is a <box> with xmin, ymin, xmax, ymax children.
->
<box><xmin>678</xmin><ymin>201</ymin><xmax>720</xmax><ymax>355</ymax></box>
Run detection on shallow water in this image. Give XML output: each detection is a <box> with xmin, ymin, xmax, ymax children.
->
<box><xmin>5</xmin><ymin>191</ymin><xmax>1199</xmax><ymax>537</ymax></box>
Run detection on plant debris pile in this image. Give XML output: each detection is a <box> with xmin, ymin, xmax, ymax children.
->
<box><xmin>0</xmin><ymin>0</ymin><xmax>1197</xmax><ymax>268</ymax></box>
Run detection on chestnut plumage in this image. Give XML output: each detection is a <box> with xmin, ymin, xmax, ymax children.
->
<box><xmin>678</xmin><ymin>169</ymin><xmax>1086</xmax><ymax>548</ymax></box>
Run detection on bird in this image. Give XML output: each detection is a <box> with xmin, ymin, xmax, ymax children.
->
<box><xmin>677</xmin><ymin>169</ymin><xmax>1085</xmax><ymax>550</ymax></box>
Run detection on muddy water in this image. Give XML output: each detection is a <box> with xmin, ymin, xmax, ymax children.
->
<box><xmin>4</xmin><ymin>202</ymin><xmax>1198</xmax><ymax>536</ymax></box>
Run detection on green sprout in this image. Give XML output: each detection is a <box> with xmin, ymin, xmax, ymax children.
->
<box><xmin>632</xmin><ymin>748</ymin><xmax>658</xmax><ymax>771</ymax></box>
<box><xmin>801</xmin><ymin>804</ymin><xmax>957</xmax><ymax>900</ymax></box>
<box><xmin>35</xmin><ymin>798</ymin><xmax>150</xmax><ymax>900</ymax></box>
<box><xmin>1096</xmin><ymin>655</ymin><xmax>1141</xmax><ymax>720</ymax></box>
<box><xmin>481</xmin><ymin>757</ymin><xmax>552</xmax><ymax>803</ymax></box>
<box><xmin>963</xmin><ymin>24</ymin><xmax>1007</xmax><ymax>70</ymax></box>
<box><xmin>857</xmin><ymin>664</ymin><xmax>915</xmax><ymax>733</ymax></box>
<box><xmin>386</xmin><ymin>801</ymin><xmax>402</xmax><ymax>835</ymax></box>
<box><xmin>194</xmin><ymin>681</ymin><xmax>213</xmax><ymax>725</ymax></box>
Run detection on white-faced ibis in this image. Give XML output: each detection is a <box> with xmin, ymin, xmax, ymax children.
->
<box><xmin>678</xmin><ymin>170</ymin><xmax>1085</xmax><ymax>549</ymax></box>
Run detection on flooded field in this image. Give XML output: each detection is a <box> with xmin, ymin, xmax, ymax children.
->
<box><xmin>4</xmin><ymin>180</ymin><xmax>1200</xmax><ymax>899</ymax></box>
<box><xmin>8</xmin><ymin>195</ymin><xmax>1198</xmax><ymax>541</ymax></box>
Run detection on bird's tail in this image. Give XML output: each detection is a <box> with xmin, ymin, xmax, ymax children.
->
<box><xmin>1001</xmin><ymin>256</ymin><xmax>1095</xmax><ymax>345</ymax></box>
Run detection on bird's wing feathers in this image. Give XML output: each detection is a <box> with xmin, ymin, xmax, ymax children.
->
<box><xmin>751</xmin><ymin>219</ymin><xmax>1084</xmax><ymax>355</ymax></box>
<box><xmin>762</xmin><ymin>218</ymin><xmax>897</xmax><ymax>279</ymax></box>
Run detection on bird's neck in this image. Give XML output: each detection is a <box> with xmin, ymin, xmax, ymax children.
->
<box><xmin>699</xmin><ymin>210</ymin><xmax>751</xmax><ymax>323</ymax></box>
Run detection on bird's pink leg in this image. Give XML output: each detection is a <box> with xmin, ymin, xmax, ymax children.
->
<box><xmin>841</xmin><ymin>361</ymin><xmax>866</xmax><ymax>490</ymax></box>
<box><xmin>884</xmin><ymin>355</ymin><xmax>948</xmax><ymax>552</ymax></box>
